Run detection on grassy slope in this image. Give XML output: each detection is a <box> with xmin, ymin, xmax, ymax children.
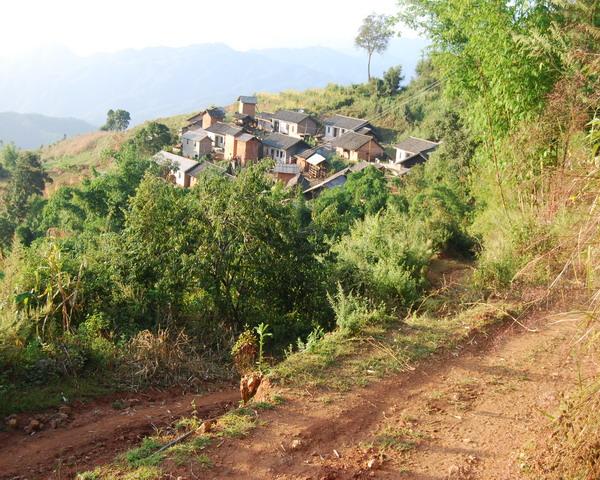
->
<box><xmin>39</xmin><ymin>113</ymin><xmax>190</xmax><ymax>194</ymax></box>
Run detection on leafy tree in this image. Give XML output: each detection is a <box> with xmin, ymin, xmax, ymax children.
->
<box><xmin>312</xmin><ymin>166</ymin><xmax>389</xmax><ymax>241</ymax></box>
<box><xmin>0</xmin><ymin>143</ymin><xmax>18</xmax><ymax>179</ymax></box>
<box><xmin>398</xmin><ymin>0</ymin><xmax>560</xmax><ymax>135</ymax></box>
<box><xmin>131</xmin><ymin>121</ymin><xmax>173</xmax><ymax>154</ymax></box>
<box><xmin>355</xmin><ymin>14</ymin><xmax>396</xmax><ymax>81</ymax></box>
<box><xmin>2</xmin><ymin>152</ymin><xmax>51</xmax><ymax>224</ymax></box>
<box><xmin>101</xmin><ymin>109</ymin><xmax>131</xmax><ymax>131</ymax></box>
<box><xmin>382</xmin><ymin>65</ymin><xmax>404</xmax><ymax>96</ymax></box>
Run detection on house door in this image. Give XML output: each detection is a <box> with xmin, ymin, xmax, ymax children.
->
<box><xmin>333</xmin><ymin>127</ymin><xmax>339</xmax><ymax>137</ymax></box>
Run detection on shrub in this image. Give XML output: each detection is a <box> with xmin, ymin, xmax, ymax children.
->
<box><xmin>328</xmin><ymin>285</ymin><xmax>391</xmax><ymax>336</ymax></box>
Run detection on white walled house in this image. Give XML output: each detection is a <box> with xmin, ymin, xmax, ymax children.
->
<box><xmin>394</xmin><ymin>137</ymin><xmax>440</xmax><ymax>165</ymax></box>
<box><xmin>323</xmin><ymin>114</ymin><xmax>373</xmax><ymax>141</ymax></box>
<box><xmin>181</xmin><ymin>129</ymin><xmax>212</xmax><ymax>159</ymax></box>
<box><xmin>153</xmin><ymin>151</ymin><xmax>199</xmax><ymax>188</ymax></box>
<box><xmin>261</xmin><ymin>132</ymin><xmax>308</xmax><ymax>164</ymax></box>
<box><xmin>271</xmin><ymin>110</ymin><xmax>319</xmax><ymax>139</ymax></box>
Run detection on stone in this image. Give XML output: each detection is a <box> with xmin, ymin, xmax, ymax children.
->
<box><xmin>5</xmin><ymin>415</ymin><xmax>18</xmax><ymax>429</ymax></box>
<box><xmin>290</xmin><ymin>439</ymin><xmax>303</xmax><ymax>450</ymax></box>
<box><xmin>24</xmin><ymin>419</ymin><xmax>42</xmax><ymax>434</ymax></box>
<box><xmin>58</xmin><ymin>405</ymin><xmax>72</xmax><ymax>415</ymax></box>
<box><xmin>199</xmin><ymin>420</ymin><xmax>215</xmax><ymax>434</ymax></box>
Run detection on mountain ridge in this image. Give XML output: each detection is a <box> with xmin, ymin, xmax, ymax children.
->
<box><xmin>0</xmin><ymin>112</ymin><xmax>96</xmax><ymax>149</ymax></box>
<box><xmin>0</xmin><ymin>39</ymin><xmax>428</xmax><ymax>126</ymax></box>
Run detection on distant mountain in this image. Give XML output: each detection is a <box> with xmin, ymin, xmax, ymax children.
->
<box><xmin>0</xmin><ymin>40</ymin><xmax>428</xmax><ymax>126</ymax></box>
<box><xmin>0</xmin><ymin>112</ymin><xmax>96</xmax><ymax>149</ymax></box>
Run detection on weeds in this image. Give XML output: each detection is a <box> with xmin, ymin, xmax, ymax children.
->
<box><xmin>217</xmin><ymin>407</ymin><xmax>257</xmax><ymax>438</ymax></box>
<box><xmin>123</xmin><ymin>438</ymin><xmax>165</xmax><ymax>468</ymax></box>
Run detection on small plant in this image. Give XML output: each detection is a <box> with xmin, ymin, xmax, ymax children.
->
<box><xmin>169</xmin><ymin>435</ymin><xmax>211</xmax><ymax>466</ymax></box>
<box><xmin>218</xmin><ymin>407</ymin><xmax>256</xmax><ymax>438</ymax></box>
<box><xmin>76</xmin><ymin>471</ymin><xmax>99</xmax><ymax>480</ymax></box>
<box><xmin>124</xmin><ymin>437</ymin><xmax>164</xmax><ymax>467</ymax></box>
<box><xmin>254</xmin><ymin>322</ymin><xmax>272</xmax><ymax>372</ymax></box>
<box><xmin>374</xmin><ymin>425</ymin><xmax>425</xmax><ymax>452</ymax></box>
<box><xmin>251</xmin><ymin>400</ymin><xmax>275</xmax><ymax>410</ymax></box>
<box><xmin>197</xmin><ymin>454</ymin><xmax>213</xmax><ymax>469</ymax></box>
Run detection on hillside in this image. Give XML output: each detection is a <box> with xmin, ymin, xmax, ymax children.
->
<box><xmin>0</xmin><ymin>112</ymin><xmax>96</xmax><ymax>149</ymax></box>
<box><xmin>0</xmin><ymin>39</ymin><xmax>428</xmax><ymax>125</ymax></box>
<box><xmin>38</xmin><ymin>112</ymin><xmax>189</xmax><ymax>193</ymax></box>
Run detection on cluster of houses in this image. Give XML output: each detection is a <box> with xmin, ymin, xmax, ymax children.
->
<box><xmin>155</xmin><ymin>95</ymin><xmax>440</xmax><ymax>197</ymax></box>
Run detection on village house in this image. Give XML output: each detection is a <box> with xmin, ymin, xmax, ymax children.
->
<box><xmin>394</xmin><ymin>137</ymin><xmax>440</xmax><ymax>167</ymax></box>
<box><xmin>205</xmin><ymin>122</ymin><xmax>244</xmax><ymax>159</ymax></box>
<box><xmin>183</xmin><ymin>107</ymin><xmax>226</xmax><ymax>133</ymax></box>
<box><xmin>272</xmin><ymin>163</ymin><xmax>302</xmax><ymax>183</ymax></box>
<box><xmin>256</xmin><ymin>112</ymin><xmax>275</xmax><ymax>132</ymax></box>
<box><xmin>261</xmin><ymin>132</ymin><xmax>309</xmax><ymax>164</ymax></box>
<box><xmin>322</xmin><ymin>114</ymin><xmax>375</xmax><ymax>141</ymax></box>
<box><xmin>237</xmin><ymin>96</ymin><xmax>257</xmax><ymax>117</ymax></box>
<box><xmin>295</xmin><ymin>145</ymin><xmax>333</xmax><ymax>179</ymax></box>
<box><xmin>181</xmin><ymin>128</ymin><xmax>212</xmax><ymax>159</ymax></box>
<box><xmin>234</xmin><ymin>133</ymin><xmax>261</xmax><ymax>166</ymax></box>
<box><xmin>270</xmin><ymin>110</ymin><xmax>319</xmax><ymax>139</ymax></box>
<box><xmin>153</xmin><ymin>150</ymin><xmax>199</xmax><ymax>188</ymax></box>
<box><xmin>331</xmin><ymin>131</ymin><xmax>385</xmax><ymax>162</ymax></box>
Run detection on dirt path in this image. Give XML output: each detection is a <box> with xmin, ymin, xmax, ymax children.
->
<box><xmin>0</xmin><ymin>307</ymin><xmax>591</xmax><ymax>480</ymax></box>
<box><xmin>0</xmin><ymin>388</ymin><xmax>238</xmax><ymax>480</ymax></box>
<box><xmin>201</xmin><ymin>309</ymin><xmax>593</xmax><ymax>480</ymax></box>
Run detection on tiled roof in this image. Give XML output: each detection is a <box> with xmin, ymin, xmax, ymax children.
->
<box><xmin>395</xmin><ymin>136</ymin><xmax>439</xmax><ymax>154</ymax></box>
<box><xmin>237</xmin><ymin>133</ymin><xmax>257</xmax><ymax>142</ymax></box>
<box><xmin>273</xmin><ymin>163</ymin><xmax>301</xmax><ymax>174</ymax></box>
<box><xmin>187</xmin><ymin>161</ymin><xmax>228</xmax><ymax>178</ymax></box>
<box><xmin>153</xmin><ymin>151</ymin><xmax>199</xmax><ymax>173</ymax></box>
<box><xmin>182</xmin><ymin>128</ymin><xmax>209</xmax><ymax>142</ymax></box>
<box><xmin>323</xmin><ymin>114</ymin><xmax>368</xmax><ymax>131</ymax></box>
<box><xmin>186</xmin><ymin>107</ymin><xmax>225</xmax><ymax>122</ymax></box>
<box><xmin>262</xmin><ymin>132</ymin><xmax>304</xmax><ymax>151</ymax></box>
<box><xmin>272</xmin><ymin>110</ymin><xmax>310</xmax><ymax>124</ymax></box>
<box><xmin>238</xmin><ymin>96</ymin><xmax>257</xmax><ymax>104</ymax></box>
<box><xmin>206</xmin><ymin>122</ymin><xmax>243</xmax><ymax>137</ymax></box>
<box><xmin>331</xmin><ymin>131</ymin><xmax>374</xmax><ymax>151</ymax></box>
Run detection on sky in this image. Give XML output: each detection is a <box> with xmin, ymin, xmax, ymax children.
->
<box><xmin>0</xmin><ymin>0</ymin><xmax>417</xmax><ymax>59</ymax></box>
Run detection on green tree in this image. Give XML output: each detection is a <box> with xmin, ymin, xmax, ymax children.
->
<box><xmin>3</xmin><ymin>152</ymin><xmax>51</xmax><ymax>224</ymax></box>
<box><xmin>0</xmin><ymin>143</ymin><xmax>18</xmax><ymax>178</ymax></box>
<box><xmin>131</xmin><ymin>121</ymin><xmax>173</xmax><ymax>154</ymax></box>
<box><xmin>398</xmin><ymin>0</ymin><xmax>559</xmax><ymax>135</ymax></box>
<box><xmin>355</xmin><ymin>14</ymin><xmax>396</xmax><ymax>81</ymax></box>
<box><xmin>382</xmin><ymin>65</ymin><xmax>404</xmax><ymax>96</ymax></box>
<box><xmin>101</xmin><ymin>109</ymin><xmax>131</xmax><ymax>131</ymax></box>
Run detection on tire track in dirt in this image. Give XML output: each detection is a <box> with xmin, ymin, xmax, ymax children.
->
<box><xmin>201</xmin><ymin>310</ymin><xmax>593</xmax><ymax>480</ymax></box>
<box><xmin>0</xmin><ymin>388</ymin><xmax>238</xmax><ymax>480</ymax></box>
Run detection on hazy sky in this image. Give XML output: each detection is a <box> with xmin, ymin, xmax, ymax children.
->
<box><xmin>0</xmin><ymin>0</ymin><xmax>417</xmax><ymax>58</ymax></box>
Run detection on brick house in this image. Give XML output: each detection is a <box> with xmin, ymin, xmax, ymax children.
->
<box><xmin>331</xmin><ymin>131</ymin><xmax>385</xmax><ymax>162</ymax></box>
<box><xmin>237</xmin><ymin>96</ymin><xmax>257</xmax><ymax>117</ymax></box>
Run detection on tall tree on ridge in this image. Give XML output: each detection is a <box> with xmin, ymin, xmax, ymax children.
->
<box><xmin>355</xmin><ymin>13</ymin><xmax>396</xmax><ymax>81</ymax></box>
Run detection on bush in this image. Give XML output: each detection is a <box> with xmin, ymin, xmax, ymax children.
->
<box><xmin>332</xmin><ymin>209</ymin><xmax>432</xmax><ymax>308</ymax></box>
<box><xmin>328</xmin><ymin>285</ymin><xmax>391</xmax><ymax>336</ymax></box>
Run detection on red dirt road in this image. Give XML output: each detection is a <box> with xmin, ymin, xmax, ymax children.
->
<box><xmin>202</xmin><ymin>310</ymin><xmax>593</xmax><ymax>479</ymax></box>
<box><xmin>0</xmin><ymin>388</ymin><xmax>238</xmax><ymax>480</ymax></box>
